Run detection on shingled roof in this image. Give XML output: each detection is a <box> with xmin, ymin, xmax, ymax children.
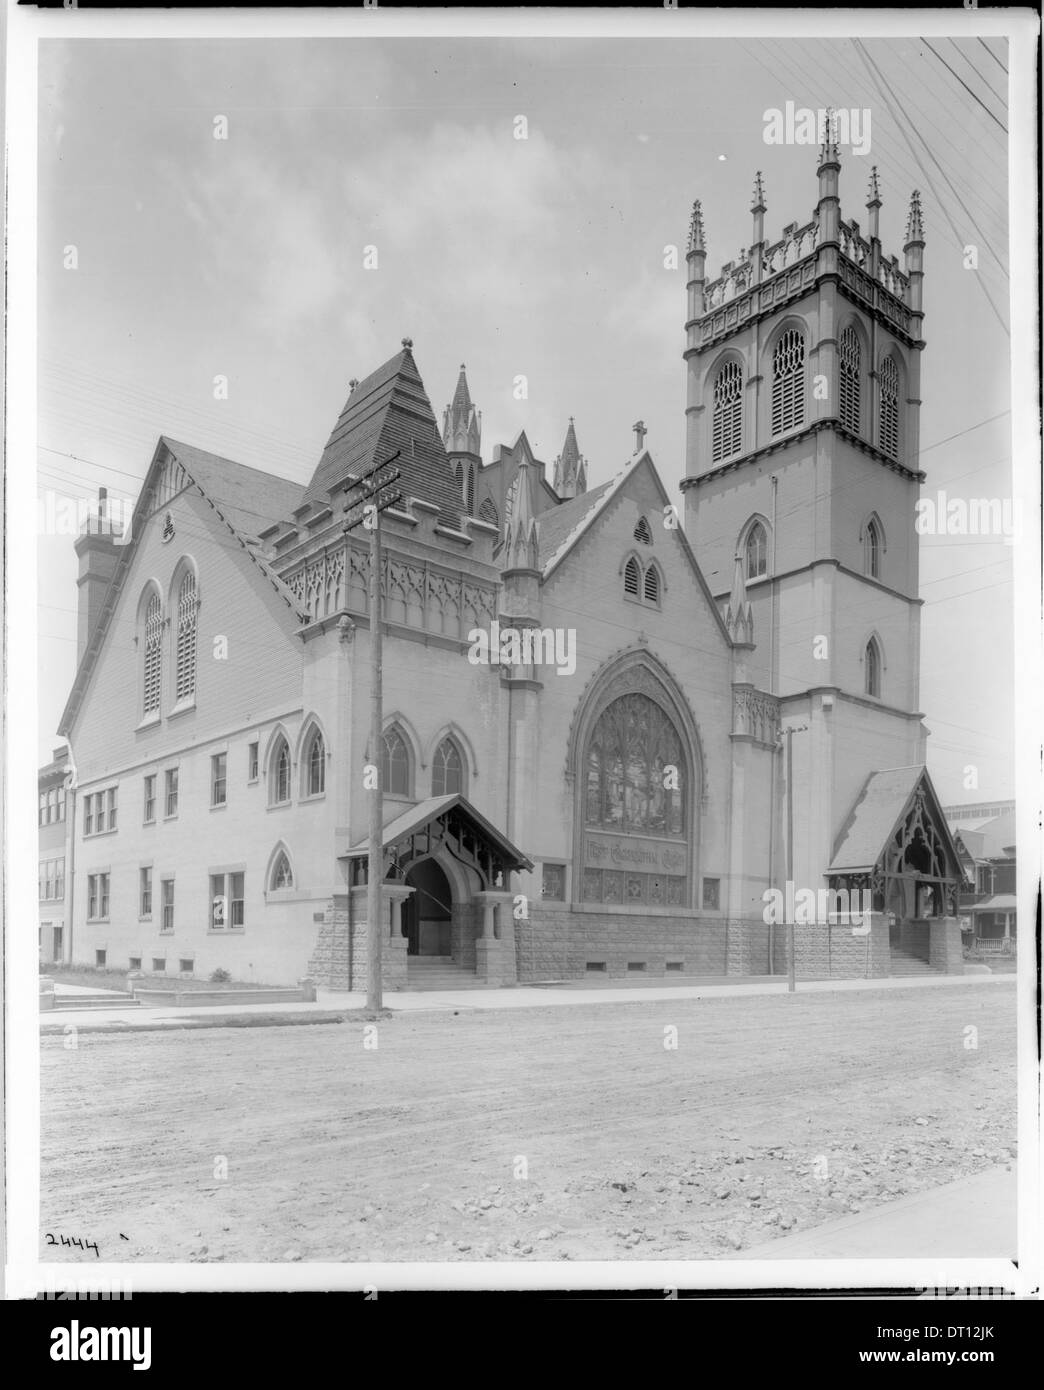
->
<box><xmin>159</xmin><ymin>437</ymin><xmax>305</xmax><ymax>540</ymax></box>
<box><xmin>303</xmin><ymin>343</ymin><xmax>465</xmax><ymax>525</ymax></box>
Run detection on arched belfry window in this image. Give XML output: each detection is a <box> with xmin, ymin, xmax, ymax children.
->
<box><xmin>633</xmin><ymin>516</ymin><xmax>653</xmax><ymax>545</ymax></box>
<box><xmin>142</xmin><ymin>591</ymin><xmax>163</xmax><ymax>716</ymax></box>
<box><xmin>466</xmin><ymin>464</ymin><xmax>476</xmax><ymax>515</ymax></box>
<box><xmin>643</xmin><ymin>564</ymin><xmax>661</xmax><ymax>605</ymax></box>
<box><xmin>581</xmin><ymin>691</ymin><xmax>689</xmax><ymax>908</ymax></box>
<box><xmin>623</xmin><ymin>556</ymin><xmax>641</xmax><ymax>598</ymax></box>
<box><xmin>839</xmin><ymin>325</ymin><xmax>861</xmax><ymax>434</ymax></box>
<box><xmin>174</xmin><ymin>569</ymin><xmax>198</xmax><ymax>701</ymax></box>
<box><xmin>432</xmin><ymin>737</ymin><xmax>464</xmax><ymax>796</ymax></box>
<box><xmin>745</xmin><ymin>521</ymin><xmax>768</xmax><ymax>580</ymax></box>
<box><xmin>305</xmin><ymin>727</ymin><xmax>326</xmax><ymax>796</ymax></box>
<box><xmin>711</xmin><ymin>360</ymin><xmax>743</xmax><ymax>462</ymax></box>
<box><xmin>479</xmin><ymin>497</ymin><xmax>499</xmax><ymax>528</ymax></box>
<box><xmin>381</xmin><ymin>727</ymin><xmax>410</xmax><ymax>797</ymax></box>
<box><xmin>771</xmin><ymin>329</ymin><xmax>805</xmax><ymax>436</ymax></box>
<box><xmin>865</xmin><ymin>637</ymin><xmax>882</xmax><ymax>698</ymax></box>
<box><xmin>864</xmin><ymin>516</ymin><xmax>882</xmax><ymax>579</ymax></box>
<box><xmin>879</xmin><ymin>356</ymin><xmax>900</xmax><ymax>460</ymax></box>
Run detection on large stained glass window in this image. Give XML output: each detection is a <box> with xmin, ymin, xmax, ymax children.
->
<box><xmin>581</xmin><ymin>693</ymin><xmax>688</xmax><ymax>906</ymax></box>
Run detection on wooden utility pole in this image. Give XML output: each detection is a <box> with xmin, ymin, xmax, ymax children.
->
<box><xmin>781</xmin><ymin>722</ymin><xmax>809</xmax><ymax>993</ymax></box>
<box><xmin>342</xmin><ymin>454</ymin><xmax>401</xmax><ymax>1013</ymax></box>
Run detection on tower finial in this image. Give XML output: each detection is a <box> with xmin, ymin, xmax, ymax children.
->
<box><xmin>817</xmin><ymin>107</ymin><xmax>840</xmax><ymax>167</ymax></box>
<box><xmin>905</xmin><ymin>189</ymin><xmax>924</xmax><ymax>244</ymax></box>
<box><xmin>751</xmin><ymin>170</ymin><xmax>766</xmax><ymax>213</ymax></box>
<box><xmin>687</xmin><ymin>199</ymin><xmax>705</xmax><ymax>253</ymax></box>
<box><xmin>866</xmin><ymin>165</ymin><xmax>881</xmax><ymax>208</ymax></box>
<box><xmin>724</xmin><ymin>551</ymin><xmax>754</xmax><ymax>646</ymax></box>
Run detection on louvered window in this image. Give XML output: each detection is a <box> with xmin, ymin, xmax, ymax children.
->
<box><xmin>633</xmin><ymin>516</ymin><xmax>653</xmax><ymax>544</ymax></box>
<box><xmin>175</xmin><ymin>571</ymin><xmax>198</xmax><ymax>700</ymax></box>
<box><xmin>771</xmin><ymin>330</ymin><xmax>805</xmax><ymax>436</ymax></box>
<box><xmin>643</xmin><ymin>565</ymin><xmax>660</xmax><ymax>604</ymax></box>
<box><xmin>839</xmin><ymin>326</ymin><xmax>861</xmax><ymax>434</ymax></box>
<box><xmin>712</xmin><ymin>361</ymin><xmax>743</xmax><ymax>461</ymax></box>
<box><xmin>143</xmin><ymin>594</ymin><xmax>162</xmax><ymax>715</ymax></box>
<box><xmin>624</xmin><ymin>557</ymin><xmax>641</xmax><ymax>598</ymax></box>
<box><xmin>879</xmin><ymin>357</ymin><xmax>899</xmax><ymax>460</ymax></box>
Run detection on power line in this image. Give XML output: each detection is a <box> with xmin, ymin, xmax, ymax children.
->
<box><xmin>919</xmin><ymin>37</ymin><xmax>1008</xmax><ymax>134</ymax></box>
<box><xmin>977</xmin><ymin>36</ymin><xmax>1008</xmax><ymax>76</ymax></box>
<box><xmin>853</xmin><ymin>39</ymin><xmax>1010</xmax><ymax>337</ymax></box>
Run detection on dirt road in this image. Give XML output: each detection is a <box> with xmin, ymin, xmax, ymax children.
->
<box><xmin>40</xmin><ymin>982</ymin><xmax>1016</xmax><ymax>1263</ymax></box>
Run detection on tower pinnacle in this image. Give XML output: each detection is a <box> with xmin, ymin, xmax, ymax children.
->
<box><xmin>553</xmin><ymin>417</ymin><xmax>587</xmax><ymax>499</ymax></box>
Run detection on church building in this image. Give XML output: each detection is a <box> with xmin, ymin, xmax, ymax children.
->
<box><xmin>56</xmin><ymin>135</ymin><xmax>966</xmax><ymax>989</ymax></box>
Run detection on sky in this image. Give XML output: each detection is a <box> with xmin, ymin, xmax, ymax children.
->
<box><xmin>35</xmin><ymin>33</ymin><xmax>1016</xmax><ymax>803</ymax></box>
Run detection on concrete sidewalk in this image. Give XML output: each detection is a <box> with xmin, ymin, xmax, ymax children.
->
<box><xmin>39</xmin><ymin>970</ymin><xmax>1014</xmax><ymax>1033</ymax></box>
<box><xmin>738</xmin><ymin>1165</ymin><xmax>1017</xmax><ymax>1260</ymax></box>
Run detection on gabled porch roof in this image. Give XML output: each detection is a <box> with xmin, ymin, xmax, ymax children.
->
<box><xmin>341</xmin><ymin>793</ymin><xmax>533</xmax><ymax>874</ymax></box>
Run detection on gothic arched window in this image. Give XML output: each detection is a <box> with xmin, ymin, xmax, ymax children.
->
<box><xmin>745</xmin><ymin>521</ymin><xmax>768</xmax><ymax>580</ymax></box>
<box><xmin>269</xmin><ymin>850</ymin><xmax>294</xmax><ymax>890</ymax></box>
<box><xmin>839</xmin><ymin>326</ymin><xmax>861</xmax><ymax>434</ymax></box>
<box><xmin>143</xmin><ymin>592</ymin><xmax>163</xmax><ymax>716</ymax></box>
<box><xmin>771</xmin><ymin>329</ymin><xmax>805</xmax><ymax>436</ymax></box>
<box><xmin>584</xmin><ymin>694</ymin><xmax>685</xmax><ymax>837</ymax></box>
<box><xmin>305</xmin><ymin>728</ymin><xmax>325</xmax><ymax>796</ymax></box>
<box><xmin>432</xmin><ymin>737</ymin><xmax>464</xmax><ymax>796</ymax></box>
<box><xmin>270</xmin><ymin>736</ymin><xmax>291</xmax><ymax>805</ymax></box>
<box><xmin>381</xmin><ymin>727</ymin><xmax>410</xmax><ymax>797</ymax></box>
<box><xmin>174</xmin><ymin>569</ymin><xmax>198</xmax><ymax>701</ymax></box>
<box><xmin>479</xmin><ymin>497</ymin><xmax>499</xmax><ymax>528</ymax></box>
<box><xmin>864</xmin><ymin>516</ymin><xmax>882</xmax><ymax>579</ymax></box>
<box><xmin>633</xmin><ymin>516</ymin><xmax>653</xmax><ymax>545</ymax></box>
<box><xmin>623</xmin><ymin>556</ymin><xmax>641</xmax><ymax>598</ymax></box>
<box><xmin>879</xmin><ymin>356</ymin><xmax>900</xmax><ymax>459</ymax></box>
<box><xmin>712</xmin><ymin>360</ymin><xmax>743</xmax><ymax>462</ymax></box>
<box><xmin>865</xmin><ymin>637</ymin><xmax>881</xmax><ymax>698</ymax></box>
<box><xmin>643</xmin><ymin>564</ymin><xmax>661</xmax><ymax>605</ymax></box>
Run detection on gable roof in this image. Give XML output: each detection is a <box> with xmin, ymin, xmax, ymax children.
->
<box><xmin>303</xmin><ymin>344</ymin><xmax>465</xmax><ymax>525</ymax></box>
<box><xmin>159</xmin><ymin>438</ymin><xmax>305</xmax><ymax>541</ymax></box>
<box><xmin>342</xmin><ymin>792</ymin><xmax>533</xmax><ymax>872</ymax></box>
<box><xmin>829</xmin><ymin>765</ymin><xmax>962</xmax><ymax>876</ymax></box>
<box><xmin>536</xmin><ymin>450</ymin><xmax>734</xmax><ymax>647</ymax></box>
<box><xmin>58</xmin><ymin>438</ymin><xmax>310</xmax><ymax>739</ymax></box>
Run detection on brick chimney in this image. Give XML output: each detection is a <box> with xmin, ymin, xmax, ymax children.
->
<box><xmin>73</xmin><ymin>486</ymin><xmax>119</xmax><ymax>664</ymax></box>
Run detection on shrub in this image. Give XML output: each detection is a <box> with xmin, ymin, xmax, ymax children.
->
<box><xmin>210</xmin><ymin>967</ymin><xmax>232</xmax><ymax>983</ymax></box>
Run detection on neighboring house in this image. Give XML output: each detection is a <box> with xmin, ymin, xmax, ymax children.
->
<box><xmin>38</xmin><ymin>744</ymin><xmax>74</xmax><ymax>964</ymax></box>
<box><xmin>945</xmin><ymin>802</ymin><xmax>1017</xmax><ymax>954</ymax></box>
<box><xmin>54</xmin><ymin>145</ymin><xmax>966</xmax><ymax>987</ymax></box>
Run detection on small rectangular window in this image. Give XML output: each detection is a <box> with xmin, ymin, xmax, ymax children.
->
<box><xmin>666</xmin><ymin>961</ymin><xmax>684</xmax><ymax>972</ymax></box>
<box><xmin>152</xmin><ymin>958</ymin><xmax>166</xmax><ymax>974</ymax></box>
<box><xmin>586</xmin><ymin>961</ymin><xmax>607</xmax><ymax>972</ymax></box>
<box><xmin>230</xmin><ymin>871</ymin><xmax>245</xmax><ymax>927</ymax></box>
<box><xmin>58</xmin><ymin>794</ymin><xmax>66</xmax><ymax>822</ymax></box>
<box><xmin>129</xmin><ymin>956</ymin><xmax>142</xmax><ymax>971</ymax></box>
<box><xmin>95</xmin><ymin>792</ymin><xmax>106</xmax><ymax>834</ymax></box>
<box><xmin>542</xmin><ymin>864</ymin><xmax>566</xmax><ymax>900</ymax></box>
<box><xmin>99</xmin><ymin>873</ymin><xmax>110</xmax><ymax>918</ymax></box>
<box><xmin>248</xmin><ymin>742</ymin><xmax>259</xmax><ymax>782</ymax></box>
<box><xmin>95</xmin><ymin>950</ymin><xmax>107</xmax><ymax>968</ymax></box>
<box><xmin>55</xmin><ymin>858</ymin><xmax>65</xmax><ymax>898</ymax></box>
<box><xmin>87</xmin><ymin>874</ymin><xmax>98</xmax><ymax>919</ymax></box>
<box><xmin>140</xmin><ymin>866</ymin><xmax>152</xmax><ymax>917</ymax></box>
<box><xmin>179</xmin><ymin>959</ymin><xmax>194</xmax><ymax>974</ymax></box>
<box><xmin>627</xmin><ymin>961</ymin><xmax>647</xmax><ymax>972</ymax></box>
<box><xmin>84</xmin><ymin>797</ymin><xmax>93</xmax><ymax>837</ymax></box>
<box><xmin>144</xmin><ymin>774</ymin><xmax>156</xmax><ymax>824</ymax></box>
<box><xmin>702</xmin><ymin>877</ymin><xmax>720</xmax><ymax>910</ymax></box>
<box><xmin>211</xmin><ymin>752</ymin><xmax>227</xmax><ymax>807</ymax></box>
<box><xmin>161</xmin><ymin>878</ymin><xmax>175</xmax><ymax>932</ymax></box>
<box><xmin>165</xmin><ymin>768</ymin><xmax>179</xmax><ymax>818</ymax></box>
<box><xmin>106</xmin><ymin>787</ymin><xmax>118</xmax><ymax>832</ymax></box>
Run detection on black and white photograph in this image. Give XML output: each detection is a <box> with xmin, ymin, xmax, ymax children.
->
<box><xmin>4</xmin><ymin>3</ymin><xmax>1041</xmax><ymax>1328</ymax></box>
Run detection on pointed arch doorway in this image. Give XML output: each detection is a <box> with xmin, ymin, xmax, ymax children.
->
<box><xmin>402</xmin><ymin>858</ymin><xmax>453</xmax><ymax>957</ymax></box>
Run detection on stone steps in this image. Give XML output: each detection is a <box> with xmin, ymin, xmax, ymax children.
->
<box><xmin>888</xmin><ymin>947</ymin><xmax>939</xmax><ymax>976</ymax></box>
<box><xmin>405</xmin><ymin>957</ymin><xmax>484</xmax><ymax>991</ymax></box>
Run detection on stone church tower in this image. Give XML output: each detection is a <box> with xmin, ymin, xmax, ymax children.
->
<box><xmin>681</xmin><ymin>130</ymin><xmax>929</xmax><ymax>893</ymax></box>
